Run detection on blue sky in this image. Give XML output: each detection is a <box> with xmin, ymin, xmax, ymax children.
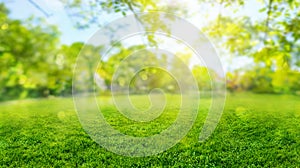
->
<box><xmin>2</xmin><ymin>0</ymin><xmax>101</xmax><ymax>44</ymax></box>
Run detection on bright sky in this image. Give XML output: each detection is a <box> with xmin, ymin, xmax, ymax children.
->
<box><xmin>3</xmin><ymin>0</ymin><xmax>102</xmax><ymax>44</ymax></box>
<box><xmin>2</xmin><ymin>0</ymin><xmax>265</xmax><ymax>72</ymax></box>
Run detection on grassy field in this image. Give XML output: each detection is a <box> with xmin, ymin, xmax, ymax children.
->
<box><xmin>0</xmin><ymin>93</ymin><xmax>299</xmax><ymax>167</ymax></box>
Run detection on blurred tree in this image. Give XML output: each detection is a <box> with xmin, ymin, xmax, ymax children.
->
<box><xmin>96</xmin><ymin>45</ymin><xmax>166</xmax><ymax>93</ymax></box>
<box><xmin>0</xmin><ymin>3</ymin><xmax>61</xmax><ymax>100</ymax></box>
<box><xmin>60</xmin><ymin>0</ymin><xmax>189</xmax><ymax>28</ymax></box>
<box><xmin>2</xmin><ymin>0</ymin><xmax>300</xmax><ymax>100</ymax></box>
<box><xmin>204</xmin><ymin>0</ymin><xmax>300</xmax><ymax>93</ymax></box>
<box><xmin>60</xmin><ymin>0</ymin><xmax>188</xmax><ymax>47</ymax></box>
<box><xmin>52</xmin><ymin>42</ymin><xmax>84</xmax><ymax>95</ymax></box>
<box><xmin>192</xmin><ymin>66</ymin><xmax>213</xmax><ymax>91</ymax></box>
<box><xmin>60</xmin><ymin>0</ymin><xmax>157</xmax><ymax>29</ymax></box>
<box><xmin>73</xmin><ymin>43</ymin><xmax>104</xmax><ymax>93</ymax></box>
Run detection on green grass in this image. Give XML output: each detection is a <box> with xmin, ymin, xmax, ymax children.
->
<box><xmin>0</xmin><ymin>93</ymin><xmax>299</xmax><ymax>167</ymax></box>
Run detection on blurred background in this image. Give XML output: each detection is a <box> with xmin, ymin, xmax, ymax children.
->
<box><xmin>1</xmin><ymin>0</ymin><xmax>300</xmax><ymax>101</ymax></box>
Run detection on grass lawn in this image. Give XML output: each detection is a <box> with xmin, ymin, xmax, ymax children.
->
<box><xmin>0</xmin><ymin>93</ymin><xmax>299</xmax><ymax>167</ymax></box>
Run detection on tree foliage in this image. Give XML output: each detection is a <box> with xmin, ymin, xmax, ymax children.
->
<box><xmin>2</xmin><ymin>0</ymin><xmax>300</xmax><ymax>101</ymax></box>
<box><xmin>204</xmin><ymin>0</ymin><xmax>300</xmax><ymax>93</ymax></box>
<box><xmin>0</xmin><ymin>4</ymin><xmax>61</xmax><ymax>100</ymax></box>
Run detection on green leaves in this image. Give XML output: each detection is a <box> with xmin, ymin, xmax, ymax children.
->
<box><xmin>0</xmin><ymin>4</ymin><xmax>73</xmax><ymax>100</ymax></box>
<box><xmin>204</xmin><ymin>0</ymin><xmax>300</xmax><ymax>93</ymax></box>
